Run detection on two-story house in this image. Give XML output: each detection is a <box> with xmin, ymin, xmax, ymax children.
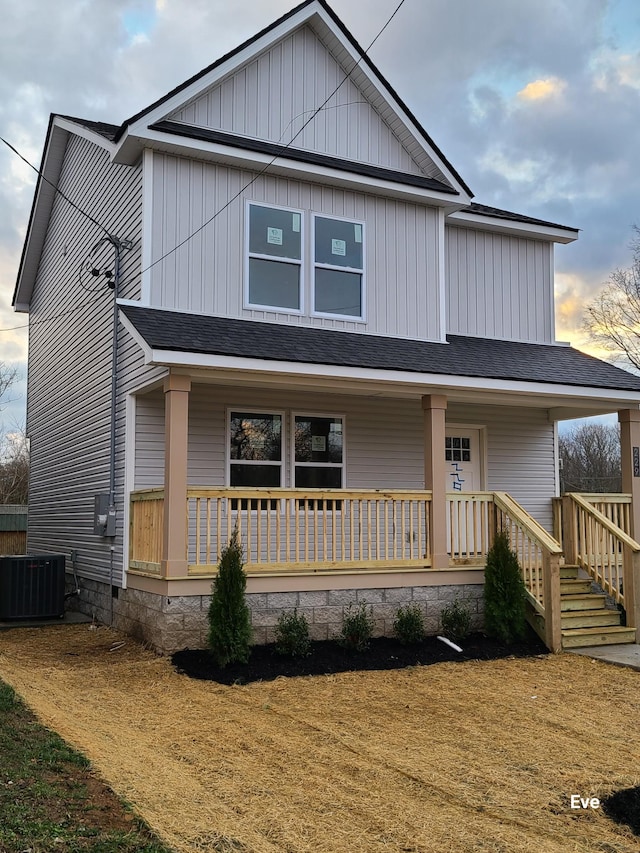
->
<box><xmin>14</xmin><ymin>0</ymin><xmax>640</xmax><ymax>653</ymax></box>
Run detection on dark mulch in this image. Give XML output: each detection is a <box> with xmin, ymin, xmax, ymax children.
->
<box><xmin>172</xmin><ymin>630</ymin><xmax>548</xmax><ymax>685</ymax></box>
<box><xmin>601</xmin><ymin>786</ymin><xmax>640</xmax><ymax>836</ymax></box>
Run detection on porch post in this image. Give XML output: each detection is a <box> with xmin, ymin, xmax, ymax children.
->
<box><xmin>161</xmin><ymin>373</ymin><xmax>191</xmax><ymax>579</ymax></box>
<box><xmin>618</xmin><ymin>408</ymin><xmax>640</xmax><ymax>633</ymax></box>
<box><xmin>422</xmin><ymin>394</ymin><xmax>448</xmax><ymax>570</ymax></box>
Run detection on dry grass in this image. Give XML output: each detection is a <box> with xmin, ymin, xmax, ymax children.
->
<box><xmin>0</xmin><ymin>625</ymin><xmax>639</xmax><ymax>853</ymax></box>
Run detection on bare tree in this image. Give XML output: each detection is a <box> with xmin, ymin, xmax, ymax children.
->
<box><xmin>0</xmin><ymin>428</ymin><xmax>28</xmax><ymax>504</ymax></box>
<box><xmin>585</xmin><ymin>227</ymin><xmax>640</xmax><ymax>371</ymax></box>
<box><xmin>559</xmin><ymin>422</ymin><xmax>621</xmax><ymax>494</ymax></box>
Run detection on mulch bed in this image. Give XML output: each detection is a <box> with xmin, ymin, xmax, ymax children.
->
<box><xmin>172</xmin><ymin>630</ymin><xmax>549</xmax><ymax>685</ymax></box>
<box><xmin>601</xmin><ymin>786</ymin><xmax>640</xmax><ymax>836</ymax></box>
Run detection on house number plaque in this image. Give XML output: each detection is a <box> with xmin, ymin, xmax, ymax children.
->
<box><xmin>634</xmin><ymin>446</ymin><xmax>640</xmax><ymax>477</ymax></box>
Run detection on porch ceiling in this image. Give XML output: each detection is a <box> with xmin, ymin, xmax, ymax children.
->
<box><xmin>120</xmin><ymin>305</ymin><xmax>640</xmax><ymax>416</ymax></box>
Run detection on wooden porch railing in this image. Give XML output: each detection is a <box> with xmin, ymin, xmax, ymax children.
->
<box><xmin>129</xmin><ymin>488</ymin><xmax>164</xmax><ymax>575</ymax></box>
<box><xmin>493</xmin><ymin>492</ymin><xmax>564</xmax><ymax>651</ymax></box>
<box><xmin>554</xmin><ymin>493</ymin><xmax>632</xmax><ymax>545</ymax></box>
<box><xmin>561</xmin><ymin>492</ymin><xmax>640</xmax><ymax>611</ymax></box>
<box><xmin>446</xmin><ymin>492</ymin><xmax>493</xmax><ymax>563</ymax></box>
<box><xmin>186</xmin><ymin>489</ymin><xmax>432</xmax><ymax>574</ymax></box>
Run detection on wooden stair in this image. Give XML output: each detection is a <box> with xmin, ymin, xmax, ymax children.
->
<box><xmin>559</xmin><ymin>565</ymin><xmax>636</xmax><ymax>649</ymax></box>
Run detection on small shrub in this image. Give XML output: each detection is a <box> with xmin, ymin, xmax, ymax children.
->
<box><xmin>484</xmin><ymin>530</ymin><xmax>526</xmax><ymax>644</ymax></box>
<box><xmin>339</xmin><ymin>602</ymin><xmax>374</xmax><ymax>652</ymax></box>
<box><xmin>440</xmin><ymin>598</ymin><xmax>472</xmax><ymax>642</ymax></box>
<box><xmin>207</xmin><ymin>531</ymin><xmax>252</xmax><ymax>667</ymax></box>
<box><xmin>393</xmin><ymin>604</ymin><xmax>425</xmax><ymax>645</ymax></box>
<box><xmin>275</xmin><ymin>609</ymin><xmax>311</xmax><ymax>658</ymax></box>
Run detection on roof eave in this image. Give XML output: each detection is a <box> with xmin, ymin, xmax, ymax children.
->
<box><xmin>447</xmin><ymin>210</ymin><xmax>579</xmax><ymax>244</ymax></box>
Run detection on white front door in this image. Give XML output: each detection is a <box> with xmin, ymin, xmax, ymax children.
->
<box><xmin>445</xmin><ymin>427</ymin><xmax>482</xmax><ymax>492</ymax></box>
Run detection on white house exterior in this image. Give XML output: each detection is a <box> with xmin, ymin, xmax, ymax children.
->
<box><xmin>14</xmin><ymin>0</ymin><xmax>640</xmax><ymax>653</ymax></box>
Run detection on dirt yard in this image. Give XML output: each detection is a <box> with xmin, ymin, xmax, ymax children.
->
<box><xmin>0</xmin><ymin>624</ymin><xmax>639</xmax><ymax>853</ymax></box>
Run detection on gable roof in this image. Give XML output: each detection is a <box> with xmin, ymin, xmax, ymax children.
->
<box><xmin>120</xmin><ymin>305</ymin><xmax>640</xmax><ymax>394</ymax></box>
<box><xmin>112</xmin><ymin>0</ymin><xmax>472</xmax><ymax>199</ymax></box>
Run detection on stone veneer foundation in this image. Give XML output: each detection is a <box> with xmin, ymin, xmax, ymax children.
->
<box><xmin>65</xmin><ymin>575</ymin><xmax>485</xmax><ymax>654</ymax></box>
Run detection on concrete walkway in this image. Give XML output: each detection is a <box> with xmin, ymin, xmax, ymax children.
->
<box><xmin>0</xmin><ymin>611</ymin><xmax>91</xmax><ymax>630</ymax></box>
<box><xmin>568</xmin><ymin>643</ymin><xmax>640</xmax><ymax>672</ymax></box>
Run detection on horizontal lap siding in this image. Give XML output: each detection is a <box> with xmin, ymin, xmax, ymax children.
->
<box><xmin>134</xmin><ymin>388</ymin><xmax>555</xmax><ymax>530</ymax></box>
<box><xmin>150</xmin><ymin>155</ymin><xmax>441</xmax><ymax>340</ymax></box>
<box><xmin>27</xmin><ymin>134</ymin><xmax>161</xmax><ymax>585</ymax></box>
<box><xmin>171</xmin><ymin>26</ymin><xmax>443</xmax><ymax>180</ymax></box>
<box><xmin>446</xmin><ymin>226</ymin><xmax>554</xmax><ymax>343</ymax></box>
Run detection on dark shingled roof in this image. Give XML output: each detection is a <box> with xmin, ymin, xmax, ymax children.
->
<box><xmin>59</xmin><ymin>116</ymin><xmax>120</xmax><ymax>142</ymax></box>
<box><xmin>120</xmin><ymin>305</ymin><xmax>640</xmax><ymax>393</ymax></box>
<box><xmin>463</xmin><ymin>203</ymin><xmax>576</xmax><ymax>232</ymax></box>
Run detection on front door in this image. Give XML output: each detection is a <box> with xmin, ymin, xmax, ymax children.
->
<box><xmin>445</xmin><ymin>427</ymin><xmax>482</xmax><ymax>492</ymax></box>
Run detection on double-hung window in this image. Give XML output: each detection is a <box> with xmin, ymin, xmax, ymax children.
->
<box><xmin>229</xmin><ymin>411</ymin><xmax>283</xmax><ymax>487</ymax></box>
<box><xmin>294</xmin><ymin>414</ymin><xmax>344</xmax><ymax>488</ymax></box>
<box><xmin>246</xmin><ymin>203</ymin><xmax>303</xmax><ymax>312</ymax></box>
<box><xmin>313</xmin><ymin>215</ymin><xmax>364</xmax><ymax>319</ymax></box>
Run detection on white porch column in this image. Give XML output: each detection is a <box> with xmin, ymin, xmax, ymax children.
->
<box><xmin>422</xmin><ymin>394</ymin><xmax>448</xmax><ymax>570</ymax></box>
<box><xmin>618</xmin><ymin>408</ymin><xmax>640</xmax><ymax>633</ymax></box>
<box><xmin>162</xmin><ymin>373</ymin><xmax>191</xmax><ymax>579</ymax></box>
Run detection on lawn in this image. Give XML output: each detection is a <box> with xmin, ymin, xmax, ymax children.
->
<box><xmin>0</xmin><ymin>678</ymin><xmax>172</xmax><ymax>853</ymax></box>
<box><xmin>0</xmin><ymin>624</ymin><xmax>639</xmax><ymax>852</ymax></box>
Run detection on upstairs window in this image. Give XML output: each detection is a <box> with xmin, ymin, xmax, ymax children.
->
<box><xmin>313</xmin><ymin>215</ymin><xmax>364</xmax><ymax>319</ymax></box>
<box><xmin>246</xmin><ymin>203</ymin><xmax>303</xmax><ymax>312</ymax></box>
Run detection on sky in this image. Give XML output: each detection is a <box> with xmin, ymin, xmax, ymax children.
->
<box><xmin>1</xmin><ymin>0</ymin><xmax>639</xmax><ymax>429</ymax></box>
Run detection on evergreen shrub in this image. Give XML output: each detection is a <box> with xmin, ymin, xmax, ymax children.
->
<box><xmin>207</xmin><ymin>531</ymin><xmax>252</xmax><ymax>667</ymax></box>
<box><xmin>339</xmin><ymin>602</ymin><xmax>374</xmax><ymax>652</ymax></box>
<box><xmin>440</xmin><ymin>598</ymin><xmax>472</xmax><ymax>642</ymax></box>
<box><xmin>275</xmin><ymin>609</ymin><xmax>311</xmax><ymax>658</ymax></box>
<box><xmin>393</xmin><ymin>604</ymin><xmax>426</xmax><ymax>644</ymax></box>
<box><xmin>483</xmin><ymin>530</ymin><xmax>526</xmax><ymax>644</ymax></box>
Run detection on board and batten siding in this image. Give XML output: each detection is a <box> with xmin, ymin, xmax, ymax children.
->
<box><xmin>26</xmin><ymin>132</ymin><xmax>162</xmax><ymax>586</ymax></box>
<box><xmin>149</xmin><ymin>154</ymin><xmax>442</xmax><ymax>341</ymax></box>
<box><xmin>445</xmin><ymin>225</ymin><xmax>555</xmax><ymax>343</ymax></box>
<box><xmin>169</xmin><ymin>25</ymin><xmax>445</xmax><ymax>183</ymax></box>
<box><xmin>134</xmin><ymin>385</ymin><xmax>556</xmax><ymax>532</ymax></box>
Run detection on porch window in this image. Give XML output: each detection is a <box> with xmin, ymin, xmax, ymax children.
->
<box><xmin>313</xmin><ymin>215</ymin><xmax>364</xmax><ymax>319</ymax></box>
<box><xmin>246</xmin><ymin>203</ymin><xmax>302</xmax><ymax>311</ymax></box>
<box><xmin>294</xmin><ymin>415</ymin><xmax>344</xmax><ymax>488</ymax></box>
<box><xmin>229</xmin><ymin>411</ymin><xmax>283</xmax><ymax>487</ymax></box>
<box><xmin>445</xmin><ymin>436</ymin><xmax>471</xmax><ymax>462</ymax></box>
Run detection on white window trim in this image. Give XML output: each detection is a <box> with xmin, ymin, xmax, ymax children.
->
<box><xmin>292</xmin><ymin>411</ymin><xmax>346</xmax><ymax>489</ymax></box>
<box><xmin>226</xmin><ymin>407</ymin><xmax>286</xmax><ymax>487</ymax></box>
<box><xmin>244</xmin><ymin>200</ymin><xmax>305</xmax><ymax>315</ymax></box>
<box><xmin>311</xmin><ymin>212</ymin><xmax>366</xmax><ymax>322</ymax></box>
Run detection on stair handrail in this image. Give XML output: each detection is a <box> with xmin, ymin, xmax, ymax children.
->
<box><xmin>566</xmin><ymin>493</ymin><xmax>640</xmax><ymax>552</ymax></box>
<box><xmin>493</xmin><ymin>492</ymin><xmax>563</xmax><ymax>554</ymax></box>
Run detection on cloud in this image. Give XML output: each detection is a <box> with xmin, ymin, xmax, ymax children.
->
<box><xmin>517</xmin><ymin>77</ymin><xmax>567</xmax><ymax>100</ymax></box>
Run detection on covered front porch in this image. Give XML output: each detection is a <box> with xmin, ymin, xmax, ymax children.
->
<box><xmin>124</xmin><ymin>368</ymin><xmax>640</xmax><ymax>653</ymax></box>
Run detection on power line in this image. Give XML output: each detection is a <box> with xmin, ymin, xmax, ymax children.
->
<box><xmin>136</xmin><ymin>0</ymin><xmax>408</xmax><ymax>282</ymax></box>
<box><xmin>0</xmin><ymin>135</ymin><xmax>111</xmax><ymax>237</ymax></box>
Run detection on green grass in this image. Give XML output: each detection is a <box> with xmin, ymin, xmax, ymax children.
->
<box><xmin>0</xmin><ymin>680</ymin><xmax>174</xmax><ymax>853</ymax></box>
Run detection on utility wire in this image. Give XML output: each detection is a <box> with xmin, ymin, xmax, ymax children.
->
<box><xmin>0</xmin><ymin>0</ymin><xmax>407</xmax><ymax>332</ymax></box>
<box><xmin>0</xmin><ymin>135</ymin><xmax>112</xmax><ymax>237</ymax></box>
<box><xmin>136</xmin><ymin>0</ymin><xmax>408</xmax><ymax>281</ymax></box>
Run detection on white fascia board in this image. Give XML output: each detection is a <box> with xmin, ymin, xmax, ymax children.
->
<box><xmin>115</xmin><ymin>127</ymin><xmax>460</xmax><ymax>206</ymax></box>
<box><xmin>447</xmin><ymin>211</ymin><xmax>579</xmax><ymax>244</ymax></box>
<box><xmin>114</xmin><ymin>4</ymin><xmax>327</xmax><ymax>162</ymax></box>
<box><xmin>54</xmin><ymin>116</ymin><xmax>115</xmax><ymax>155</ymax></box>
<box><xmin>119</xmin><ymin>312</ymin><xmax>154</xmax><ymax>362</ymax></box>
<box><xmin>144</xmin><ymin>347</ymin><xmax>640</xmax><ymax>407</ymax></box>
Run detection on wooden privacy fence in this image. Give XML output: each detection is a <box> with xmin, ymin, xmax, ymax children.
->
<box><xmin>561</xmin><ymin>492</ymin><xmax>640</xmax><ymax>609</ymax></box>
<box><xmin>0</xmin><ymin>505</ymin><xmax>27</xmax><ymax>555</ymax></box>
<box><xmin>186</xmin><ymin>489</ymin><xmax>432</xmax><ymax>574</ymax></box>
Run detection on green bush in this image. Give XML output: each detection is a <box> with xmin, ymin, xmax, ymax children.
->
<box><xmin>207</xmin><ymin>531</ymin><xmax>252</xmax><ymax>667</ymax></box>
<box><xmin>275</xmin><ymin>609</ymin><xmax>311</xmax><ymax>657</ymax></box>
<box><xmin>339</xmin><ymin>602</ymin><xmax>374</xmax><ymax>652</ymax></box>
<box><xmin>440</xmin><ymin>598</ymin><xmax>472</xmax><ymax>642</ymax></box>
<box><xmin>393</xmin><ymin>604</ymin><xmax>425</xmax><ymax>645</ymax></box>
<box><xmin>484</xmin><ymin>530</ymin><xmax>526</xmax><ymax>644</ymax></box>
